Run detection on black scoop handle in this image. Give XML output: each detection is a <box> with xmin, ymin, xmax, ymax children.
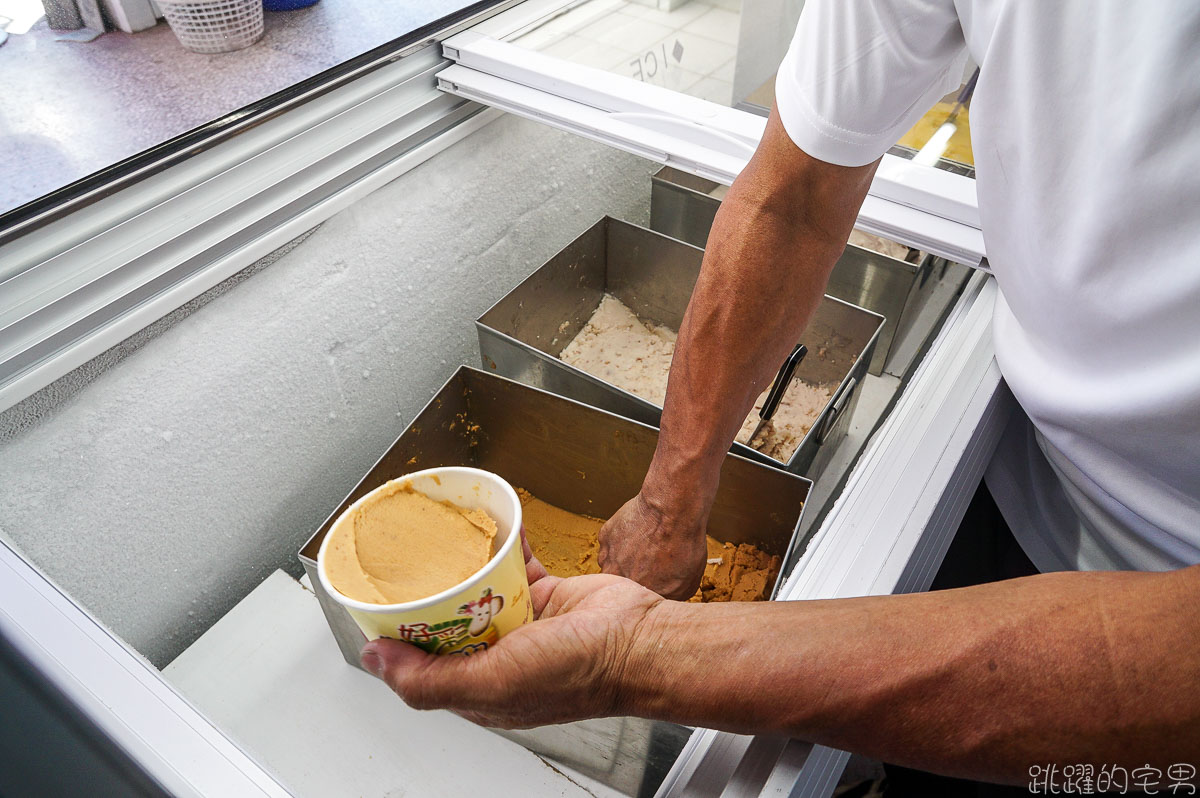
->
<box><xmin>759</xmin><ymin>344</ymin><xmax>807</xmax><ymax>423</ymax></box>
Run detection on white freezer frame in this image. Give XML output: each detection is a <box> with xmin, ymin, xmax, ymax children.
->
<box><xmin>437</xmin><ymin>32</ymin><xmax>985</xmax><ymax>265</ymax></box>
<box><xmin>0</xmin><ymin>538</ymin><xmax>294</xmax><ymax>797</ymax></box>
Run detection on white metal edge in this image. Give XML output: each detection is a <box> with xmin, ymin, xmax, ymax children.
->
<box><xmin>445</xmin><ymin>32</ymin><xmax>767</xmax><ymax>145</ymax></box>
<box><xmin>653</xmin><ymin>728</ymin><xmax>725</xmax><ymax>797</ymax></box>
<box><xmin>889</xmin><ymin>372</ymin><xmax>1013</xmax><ymax>595</ymax></box>
<box><xmin>719</xmin><ymin>737</ymin><xmax>798</xmax><ymax>798</ymax></box>
<box><xmin>443</xmin><ymin>30</ymin><xmax>982</xmax><ymax>232</ymax></box>
<box><xmin>0</xmin><ymin>539</ymin><xmax>293</xmax><ymax>797</ymax></box>
<box><xmin>440</xmin><ymin>35</ymin><xmax>982</xmax><ymax>255</ymax></box>
<box><xmin>438</xmin><ymin>64</ymin><xmax>746</xmax><ymax>180</ymax></box>
<box><xmin>438</xmin><ymin>64</ymin><xmax>984</xmax><ymax>264</ymax></box>
<box><xmin>436</xmin><ymin>39</ymin><xmax>984</xmax><ymax>264</ymax></box>
<box><xmin>873</xmin><ymin>155</ymin><xmax>980</xmax><ymax>229</ymax></box>
<box><xmin>778</xmin><ymin>747</ymin><xmax>851</xmax><ymax>798</ymax></box>
<box><xmin>444</xmin><ymin>32</ymin><xmax>980</xmax><ymax>230</ymax></box>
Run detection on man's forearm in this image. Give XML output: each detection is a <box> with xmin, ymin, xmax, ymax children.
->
<box><xmin>617</xmin><ymin>565</ymin><xmax>1200</xmax><ymax>784</ymax></box>
<box><xmin>641</xmin><ymin>108</ymin><xmax>878</xmax><ymax>516</ymax></box>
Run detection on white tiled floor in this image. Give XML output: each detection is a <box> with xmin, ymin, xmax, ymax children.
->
<box><xmin>515</xmin><ymin>0</ymin><xmax>741</xmax><ymax>106</ymax></box>
<box><xmin>541</xmin><ymin>33</ymin><xmax>632</xmax><ymax>71</ymax></box>
<box><xmin>678</xmin><ymin>5</ymin><xmax>740</xmax><ymax>43</ymax></box>
<box><xmin>712</xmin><ymin>56</ymin><xmax>736</xmax><ymax>83</ymax></box>
<box><xmin>591</xmin><ymin>16</ymin><xmax>674</xmax><ymax>52</ymax></box>
<box><xmin>621</xmin><ymin>1</ymin><xmax>711</xmax><ymax>27</ymax></box>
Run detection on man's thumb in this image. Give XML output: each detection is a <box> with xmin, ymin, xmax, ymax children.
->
<box><xmin>361</xmin><ymin>638</ymin><xmax>479</xmax><ymax>711</ymax></box>
<box><xmin>361</xmin><ymin>637</ymin><xmax>428</xmax><ymax>680</ymax></box>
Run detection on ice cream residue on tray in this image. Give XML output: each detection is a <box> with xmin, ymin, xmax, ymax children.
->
<box><xmin>518</xmin><ymin>488</ymin><xmax>780</xmax><ymax>602</ymax></box>
<box><xmin>558</xmin><ymin>294</ymin><xmax>834</xmax><ymax>463</ymax></box>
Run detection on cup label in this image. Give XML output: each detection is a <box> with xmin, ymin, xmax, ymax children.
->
<box><xmin>393</xmin><ymin>587</ymin><xmax>505</xmax><ymax>656</ymax></box>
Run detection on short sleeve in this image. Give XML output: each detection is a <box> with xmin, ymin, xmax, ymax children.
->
<box><xmin>775</xmin><ymin>0</ymin><xmax>968</xmax><ymax>167</ymax></box>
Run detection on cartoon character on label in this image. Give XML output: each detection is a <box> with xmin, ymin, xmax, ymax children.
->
<box><xmin>446</xmin><ymin>587</ymin><xmax>504</xmax><ymax>655</ymax></box>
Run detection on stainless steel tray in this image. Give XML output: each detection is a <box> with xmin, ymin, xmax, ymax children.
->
<box><xmin>650</xmin><ymin>165</ymin><xmax>955</xmax><ymax>375</ymax></box>
<box><xmin>298</xmin><ymin>366</ymin><xmax>812</xmax><ymax>796</ymax></box>
<box><xmin>475</xmin><ymin>216</ymin><xmax>883</xmax><ymax>477</ymax></box>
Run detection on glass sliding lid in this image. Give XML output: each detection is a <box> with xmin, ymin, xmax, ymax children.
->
<box><xmin>506</xmin><ymin>0</ymin><xmax>980</xmax><ymax>179</ymax></box>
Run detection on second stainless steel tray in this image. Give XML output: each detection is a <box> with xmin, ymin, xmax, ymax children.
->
<box><xmin>649</xmin><ymin>165</ymin><xmax>957</xmax><ymax>376</ymax></box>
<box><xmin>476</xmin><ymin>216</ymin><xmax>883</xmax><ymax>477</ymax></box>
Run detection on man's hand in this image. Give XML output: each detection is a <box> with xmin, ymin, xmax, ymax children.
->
<box><xmin>360</xmin><ymin>572</ymin><xmax>664</xmax><ymax>729</ymax></box>
<box><xmin>360</xmin><ymin>530</ymin><xmax>666</xmax><ymax>728</ymax></box>
<box><xmin>599</xmin><ymin>491</ymin><xmax>707</xmax><ymax>600</ymax></box>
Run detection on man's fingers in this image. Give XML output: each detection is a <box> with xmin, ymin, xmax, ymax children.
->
<box><xmin>520</xmin><ymin>525</ymin><xmax>532</xmax><ymax>562</ymax></box>
<box><xmin>530</xmin><ymin>573</ymin><xmax>563</xmax><ymax>616</ymax></box>
<box><xmin>527</xmin><ymin>554</ymin><xmax>549</xmax><ymax>586</ymax></box>
<box><xmin>521</xmin><ymin>525</ymin><xmax>551</xmax><ymax>584</ymax></box>
<box><xmin>361</xmin><ymin>637</ymin><xmax>430</xmax><ymax>687</ymax></box>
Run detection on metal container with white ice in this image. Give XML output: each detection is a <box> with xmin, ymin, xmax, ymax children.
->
<box><xmin>475</xmin><ymin>216</ymin><xmax>884</xmax><ymax>477</ymax></box>
<box><xmin>298</xmin><ymin>366</ymin><xmax>812</xmax><ymax>796</ymax></box>
<box><xmin>649</xmin><ymin>165</ymin><xmax>969</xmax><ymax>376</ymax></box>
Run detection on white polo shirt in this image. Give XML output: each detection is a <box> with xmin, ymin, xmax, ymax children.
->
<box><xmin>775</xmin><ymin>0</ymin><xmax>1200</xmax><ymax>572</ymax></box>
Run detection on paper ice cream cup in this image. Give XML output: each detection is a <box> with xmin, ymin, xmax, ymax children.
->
<box><xmin>317</xmin><ymin>467</ymin><xmax>533</xmax><ymax>657</ymax></box>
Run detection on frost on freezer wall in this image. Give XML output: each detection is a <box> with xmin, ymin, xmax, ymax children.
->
<box><xmin>0</xmin><ymin>115</ymin><xmax>654</xmax><ymax>669</ymax></box>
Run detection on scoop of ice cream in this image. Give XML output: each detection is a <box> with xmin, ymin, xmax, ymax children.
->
<box><xmin>732</xmin><ymin>377</ymin><xmax>833</xmax><ymax>462</ymax></box>
<box><xmin>558</xmin><ymin>294</ymin><xmax>675</xmax><ymax>405</ymax></box>
<box><xmin>324</xmin><ymin>480</ymin><xmax>497</xmax><ymax>605</ymax></box>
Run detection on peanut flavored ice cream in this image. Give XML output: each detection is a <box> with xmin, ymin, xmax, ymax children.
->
<box><xmin>518</xmin><ymin>488</ymin><xmax>781</xmax><ymax>602</ymax></box>
<box><xmin>324</xmin><ymin>480</ymin><xmax>498</xmax><ymax>605</ymax></box>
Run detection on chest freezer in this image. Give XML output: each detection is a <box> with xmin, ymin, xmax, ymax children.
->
<box><xmin>0</xmin><ymin>3</ymin><xmax>1002</xmax><ymax>797</ymax></box>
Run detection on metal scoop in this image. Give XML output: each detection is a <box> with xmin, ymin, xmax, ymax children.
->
<box><xmin>748</xmin><ymin>343</ymin><xmax>808</xmax><ymax>444</ymax></box>
<box><xmin>913</xmin><ymin>67</ymin><xmax>979</xmax><ymax>166</ymax></box>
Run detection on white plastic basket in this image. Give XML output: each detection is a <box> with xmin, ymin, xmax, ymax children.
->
<box><xmin>158</xmin><ymin>0</ymin><xmax>264</xmax><ymax>54</ymax></box>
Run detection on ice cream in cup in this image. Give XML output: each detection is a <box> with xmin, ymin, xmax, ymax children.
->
<box><xmin>317</xmin><ymin>466</ymin><xmax>533</xmax><ymax>657</ymax></box>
